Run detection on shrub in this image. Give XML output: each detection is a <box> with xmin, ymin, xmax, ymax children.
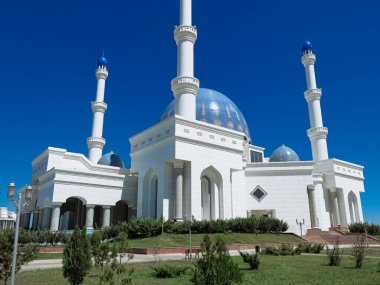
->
<box><xmin>239</xmin><ymin>251</ymin><xmax>260</xmax><ymax>270</ymax></box>
<box><xmin>349</xmin><ymin>222</ymin><xmax>380</xmax><ymax>236</ymax></box>
<box><xmin>352</xmin><ymin>235</ymin><xmax>366</xmax><ymax>269</ymax></box>
<box><xmin>326</xmin><ymin>240</ymin><xmax>343</xmax><ymax>266</ymax></box>
<box><xmin>63</xmin><ymin>226</ymin><xmax>92</xmax><ymax>285</ymax></box>
<box><xmin>152</xmin><ymin>264</ymin><xmax>189</xmax><ymax>278</ymax></box>
<box><xmin>0</xmin><ymin>229</ymin><xmax>39</xmax><ymax>285</ymax></box>
<box><xmin>294</xmin><ymin>242</ymin><xmax>324</xmax><ymax>254</ymax></box>
<box><xmin>191</xmin><ymin>235</ymin><xmax>243</xmax><ymax>285</ymax></box>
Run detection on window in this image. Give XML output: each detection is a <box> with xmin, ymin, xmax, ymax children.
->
<box><xmin>250</xmin><ymin>186</ymin><xmax>267</xmax><ymax>202</ymax></box>
<box><xmin>250</xmin><ymin>150</ymin><xmax>263</xmax><ymax>163</ymax></box>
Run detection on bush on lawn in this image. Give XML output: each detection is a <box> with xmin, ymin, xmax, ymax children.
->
<box><xmin>326</xmin><ymin>240</ymin><xmax>343</xmax><ymax>266</ymax></box>
<box><xmin>352</xmin><ymin>235</ymin><xmax>366</xmax><ymax>269</ymax></box>
<box><xmin>294</xmin><ymin>242</ymin><xmax>325</xmax><ymax>254</ymax></box>
<box><xmin>191</xmin><ymin>235</ymin><xmax>243</xmax><ymax>285</ymax></box>
<box><xmin>239</xmin><ymin>251</ymin><xmax>260</xmax><ymax>270</ymax></box>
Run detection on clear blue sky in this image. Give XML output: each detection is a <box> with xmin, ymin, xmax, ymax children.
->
<box><xmin>0</xmin><ymin>1</ymin><xmax>378</xmax><ymax>223</ymax></box>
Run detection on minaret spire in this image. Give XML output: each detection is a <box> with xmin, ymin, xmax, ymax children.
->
<box><xmin>301</xmin><ymin>41</ymin><xmax>329</xmax><ymax>161</ymax></box>
<box><xmin>171</xmin><ymin>0</ymin><xmax>200</xmax><ymax>120</ymax></box>
<box><xmin>87</xmin><ymin>55</ymin><xmax>109</xmax><ymax>163</ymax></box>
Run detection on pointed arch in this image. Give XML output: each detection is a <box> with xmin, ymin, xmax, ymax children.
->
<box><xmin>142</xmin><ymin>169</ymin><xmax>158</xmax><ymax>219</ymax></box>
<box><xmin>200</xmin><ymin>166</ymin><xmax>223</xmax><ymax>220</ymax></box>
<box><xmin>348</xmin><ymin>191</ymin><xmax>360</xmax><ymax>224</ymax></box>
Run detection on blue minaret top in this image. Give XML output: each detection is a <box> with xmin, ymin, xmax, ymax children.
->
<box><xmin>302</xmin><ymin>40</ymin><xmax>313</xmax><ymax>54</ymax></box>
<box><xmin>97</xmin><ymin>55</ymin><xmax>108</xmax><ymax>68</ymax></box>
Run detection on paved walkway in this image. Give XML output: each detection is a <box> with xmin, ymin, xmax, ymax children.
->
<box><xmin>21</xmin><ymin>250</ymin><xmax>254</xmax><ymax>271</ymax></box>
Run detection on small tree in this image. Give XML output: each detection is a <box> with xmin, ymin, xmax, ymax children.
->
<box><xmin>99</xmin><ymin>232</ymin><xmax>133</xmax><ymax>285</ymax></box>
<box><xmin>191</xmin><ymin>235</ymin><xmax>243</xmax><ymax>285</ymax></box>
<box><xmin>62</xmin><ymin>227</ymin><xmax>92</xmax><ymax>285</ymax></box>
<box><xmin>352</xmin><ymin>235</ymin><xmax>366</xmax><ymax>269</ymax></box>
<box><xmin>90</xmin><ymin>230</ymin><xmax>110</xmax><ymax>273</ymax></box>
<box><xmin>0</xmin><ymin>229</ymin><xmax>39</xmax><ymax>285</ymax></box>
<box><xmin>239</xmin><ymin>251</ymin><xmax>260</xmax><ymax>270</ymax></box>
<box><xmin>326</xmin><ymin>239</ymin><xmax>343</xmax><ymax>266</ymax></box>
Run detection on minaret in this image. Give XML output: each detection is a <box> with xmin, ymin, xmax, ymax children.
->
<box><xmin>171</xmin><ymin>0</ymin><xmax>200</xmax><ymax>120</ymax></box>
<box><xmin>301</xmin><ymin>41</ymin><xmax>329</xmax><ymax>162</ymax></box>
<box><xmin>87</xmin><ymin>55</ymin><xmax>109</xmax><ymax>163</ymax></box>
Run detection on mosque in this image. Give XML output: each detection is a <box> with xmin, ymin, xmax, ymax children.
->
<box><xmin>19</xmin><ymin>0</ymin><xmax>365</xmax><ymax>234</ymax></box>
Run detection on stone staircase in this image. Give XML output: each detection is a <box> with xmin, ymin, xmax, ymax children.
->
<box><xmin>304</xmin><ymin>228</ymin><xmax>380</xmax><ymax>245</ymax></box>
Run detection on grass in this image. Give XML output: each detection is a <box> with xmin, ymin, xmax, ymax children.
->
<box><xmin>374</xmin><ymin>235</ymin><xmax>380</xmax><ymax>240</ymax></box>
<box><xmin>17</xmin><ymin>254</ymin><xmax>380</xmax><ymax>285</ymax></box>
<box><xmin>127</xmin><ymin>233</ymin><xmax>300</xmax><ymax>248</ymax></box>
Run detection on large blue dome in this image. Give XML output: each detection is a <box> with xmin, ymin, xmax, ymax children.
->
<box><xmin>269</xmin><ymin>145</ymin><xmax>300</xmax><ymax>162</ymax></box>
<box><xmin>161</xmin><ymin>88</ymin><xmax>251</xmax><ymax>139</ymax></box>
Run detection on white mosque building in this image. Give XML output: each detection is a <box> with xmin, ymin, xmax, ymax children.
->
<box><xmin>18</xmin><ymin>0</ymin><xmax>365</xmax><ymax>234</ymax></box>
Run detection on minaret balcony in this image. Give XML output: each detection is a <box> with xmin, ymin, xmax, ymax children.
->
<box><xmin>174</xmin><ymin>25</ymin><xmax>198</xmax><ymax>44</ymax></box>
<box><xmin>301</xmin><ymin>53</ymin><xmax>316</xmax><ymax>66</ymax></box>
<box><xmin>91</xmin><ymin>101</ymin><xmax>108</xmax><ymax>113</ymax></box>
<box><xmin>304</xmin><ymin>88</ymin><xmax>322</xmax><ymax>102</ymax></box>
<box><xmin>171</xmin><ymin>76</ymin><xmax>200</xmax><ymax>96</ymax></box>
<box><xmin>87</xmin><ymin>137</ymin><xmax>106</xmax><ymax>149</ymax></box>
<box><xmin>307</xmin><ymin>127</ymin><xmax>328</xmax><ymax>139</ymax></box>
<box><xmin>96</xmin><ymin>68</ymin><xmax>109</xmax><ymax>80</ymax></box>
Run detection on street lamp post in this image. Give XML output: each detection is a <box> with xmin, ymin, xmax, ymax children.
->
<box><xmin>296</xmin><ymin>218</ymin><xmax>305</xmax><ymax>241</ymax></box>
<box><xmin>7</xmin><ymin>182</ymin><xmax>32</xmax><ymax>285</ymax></box>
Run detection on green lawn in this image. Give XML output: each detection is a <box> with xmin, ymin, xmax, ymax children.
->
<box><xmin>35</xmin><ymin>252</ymin><xmax>63</xmax><ymax>260</ymax></box>
<box><xmin>17</xmin><ymin>254</ymin><xmax>380</xmax><ymax>285</ymax></box>
<box><xmin>127</xmin><ymin>233</ymin><xmax>299</xmax><ymax>248</ymax></box>
<box><xmin>374</xmin><ymin>235</ymin><xmax>380</xmax><ymax>240</ymax></box>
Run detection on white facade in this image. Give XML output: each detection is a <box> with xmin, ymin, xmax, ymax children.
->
<box><xmin>19</xmin><ymin>0</ymin><xmax>365</xmax><ymax>235</ymax></box>
<box><xmin>0</xmin><ymin>207</ymin><xmax>16</xmax><ymax>229</ymax></box>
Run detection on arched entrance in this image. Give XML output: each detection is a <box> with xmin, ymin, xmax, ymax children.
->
<box><xmin>60</xmin><ymin>197</ymin><xmax>86</xmax><ymax>230</ymax></box>
<box><xmin>348</xmin><ymin>191</ymin><xmax>360</xmax><ymax>224</ymax></box>
<box><xmin>111</xmin><ymin>201</ymin><xmax>129</xmax><ymax>224</ymax></box>
<box><xmin>142</xmin><ymin>169</ymin><xmax>158</xmax><ymax>219</ymax></box>
<box><xmin>200</xmin><ymin>166</ymin><xmax>223</xmax><ymax>220</ymax></box>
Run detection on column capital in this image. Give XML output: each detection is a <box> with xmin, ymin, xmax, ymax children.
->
<box><xmin>51</xmin><ymin>203</ymin><xmax>62</xmax><ymax>208</ymax></box>
<box><xmin>86</xmin><ymin>204</ymin><xmax>96</xmax><ymax>208</ymax></box>
<box><xmin>301</xmin><ymin>53</ymin><xmax>316</xmax><ymax>66</ymax></box>
<box><xmin>102</xmin><ymin>205</ymin><xmax>112</xmax><ymax>209</ymax></box>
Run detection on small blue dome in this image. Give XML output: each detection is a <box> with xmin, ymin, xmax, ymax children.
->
<box><xmin>302</xmin><ymin>40</ymin><xmax>313</xmax><ymax>53</ymax></box>
<box><xmin>98</xmin><ymin>151</ymin><xmax>124</xmax><ymax>168</ymax></box>
<box><xmin>269</xmin><ymin>145</ymin><xmax>300</xmax><ymax>162</ymax></box>
<box><xmin>161</xmin><ymin>88</ymin><xmax>251</xmax><ymax>139</ymax></box>
<box><xmin>97</xmin><ymin>55</ymin><xmax>108</xmax><ymax>67</ymax></box>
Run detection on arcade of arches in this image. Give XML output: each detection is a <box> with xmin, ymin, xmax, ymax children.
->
<box><xmin>19</xmin><ymin>197</ymin><xmax>133</xmax><ymax>231</ymax></box>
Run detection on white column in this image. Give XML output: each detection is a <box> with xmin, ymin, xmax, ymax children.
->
<box><xmin>301</xmin><ymin>43</ymin><xmax>329</xmax><ymax>162</ymax></box>
<box><xmin>87</xmin><ymin>60</ymin><xmax>109</xmax><ymax>163</ymax></box>
<box><xmin>307</xmin><ymin>185</ymin><xmax>318</xmax><ymax>228</ymax></box>
<box><xmin>102</xmin><ymin>206</ymin><xmax>111</xmax><ymax>228</ymax></box>
<box><xmin>174</xmin><ymin>162</ymin><xmax>184</xmax><ymax>219</ymax></box>
<box><xmin>171</xmin><ymin>0</ymin><xmax>200</xmax><ymax>120</ymax></box>
<box><xmin>337</xmin><ymin>189</ymin><xmax>348</xmax><ymax>227</ymax></box>
<box><xmin>85</xmin><ymin>205</ymin><xmax>95</xmax><ymax>229</ymax></box>
<box><xmin>50</xmin><ymin>204</ymin><xmax>61</xmax><ymax>231</ymax></box>
<box><xmin>42</xmin><ymin>207</ymin><xmax>52</xmax><ymax>229</ymax></box>
<box><xmin>330</xmin><ymin>190</ymin><xmax>341</xmax><ymax>226</ymax></box>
